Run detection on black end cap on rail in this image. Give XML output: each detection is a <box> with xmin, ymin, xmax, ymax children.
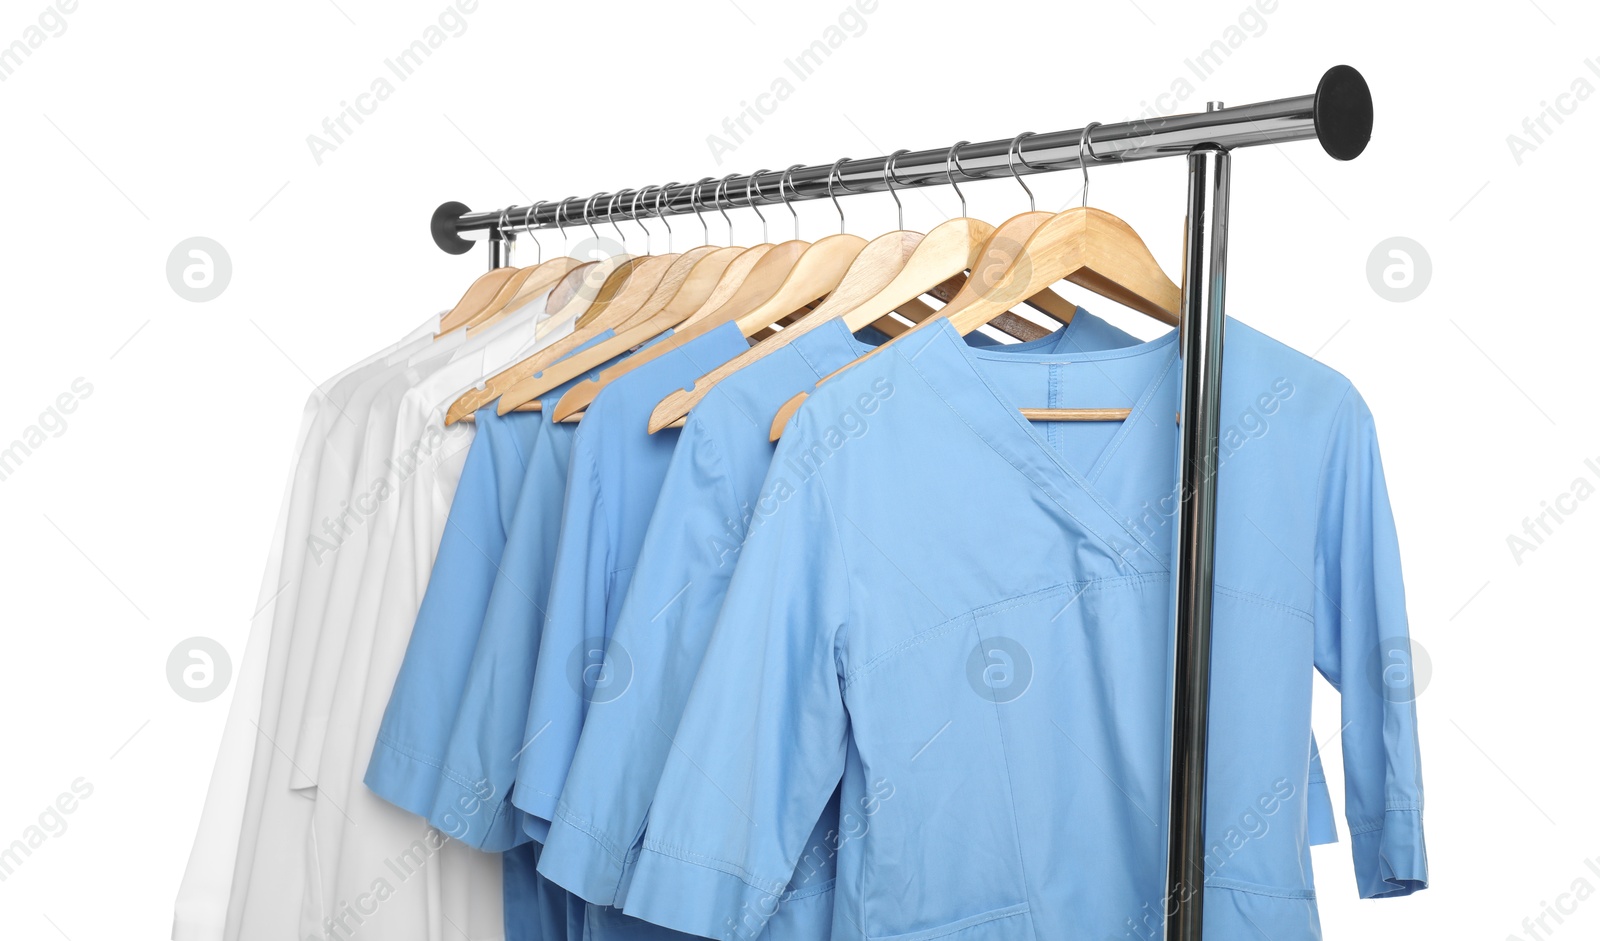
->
<box><xmin>1314</xmin><ymin>65</ymin><xmax>1373</xmax><ymax>161</ymax></box>
<box><xmin>432</xmin><ymin>201</ymin><xmax>476</xmax><ymax>254</ymax></box>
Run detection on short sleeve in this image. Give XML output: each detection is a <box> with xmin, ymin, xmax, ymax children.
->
<box><xmin>514</xmin><ymin>431</ymin><xmax>613</xmax><ymax>829</ymax></box>
<box><xmin>366</xmin><ymin>417</ymin><xmax>507</xmax><ymax>816</ymax></box>
<box><xmin>537</xmin><ymin>415</ymin><xmax>747</xmax><ymax>903</ymax></box>
<box><xmin>621</xmin><ymin>410</ymin><xmax>852</xmax><ymax>939</ymax></box>
<box><xmin>1312</xmin><ymin>387</ymin><xmax>1428</xmax><ymax>899</ymax></box>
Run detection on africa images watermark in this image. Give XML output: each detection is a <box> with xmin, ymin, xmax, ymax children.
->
<box><xmin>1105</xmin><ymin>377</ymin><xmax>1297</xmax><ymax>562</ymax></box>
<box><xmin>307</xmin><ymin>423</ymin><xmax>463</xmax><ymax>565</ymax></box>
<box><xmin>705</xmin><ymin>375</ymin><xmax>896</xmax><ymax>569</ymax></box>
<box><xmin>0</xmin><ymin>377</ymin><xmax>94</xmax><ymax>485</ymax></box>
<box><xmin>305</xmin><ymin>0</ymin><xmax>481</xmax><ymax>166</ymax></box>
<box><xmin>309</xmin><ymin>827</ymin><xmax>448</xmax><ymax>941</ymax></box>
<box><xmin>1506</xmin><ymin>59</ymin><xmax>1600</xmax><ymax>167</ymax></box>
<box><xmin>1504</xmin><ymin>857</ymin><xmax>1600</xmax><ymax>940</ymax></box>
<box><xmin>1121</xmin><ymin>0</ymin><xmax>1280</xmax><ymax>138</ymax></box>
<box><xmin>1505</xmin><ymin>455</ymin><xmax>1600</xmax><ymax>566</ymax></box>
<box><xmin>723</xmin><ymin>776</ymin><xmax>897</xmax><ymax>941</ymax></box>
<box><xmin>0</xmin><ymin>777</ymin><xmax>94</xmax><ymax>884</ymax></box>
<box><xmin>1110</xmin><ymin>778</ymin><xmax>1298</xmax><ymax>941</ymax></box>
<box><xmin>706</xmin><ymin>0</ymin><xmax>880</xmax><ymax>165</ymax></box>
<box><xmin>0</xmin><ymin>0</ymin><xmax>78</xmax><ymax>84</ymax></box>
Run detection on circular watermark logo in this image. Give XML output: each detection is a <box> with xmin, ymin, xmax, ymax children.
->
<box><xmin>1365</xmin><ymin>237</ymin><xmax>1430</xmax><ymax>303</ymax></box>
<box><xmin>1366</xmin><ymin>637</ymin><xmax>1432</xmax><ymax>704</ymax></box>
<box><xmin>968</xmin><ymin>237</ymin><xmax>1033</xmax><ymax>308</ymax></box>
<box><xmin>966</xmin><ymin>636</ymin><xmax>1033</xmax><ymax>703</ymax></box>
<box><xmin>166</xmin><ymin>237</ymin><xmax>232</xmax><ymax>302</ymax></box>
<box><xmin>567</xmin><ymin>235</ymin><xmax>628</xmax><ymax>304</ymax></box>
<box><xmin>167</xmin><ymin>636</ymin><xmax>233</xmax><ymax>702</ymax></box>
<box><xmin>568</xmin><ymin>637</ymin><xmax>633</xmax><ymax>704</ymax></box>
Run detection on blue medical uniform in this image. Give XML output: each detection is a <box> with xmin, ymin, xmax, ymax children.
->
<box><xmin>512</xmin><ymin>323</ymin><xmax>753</xmax><ymax>834</ymax></box>
<box><xmin>367</xmin><ymin>331</ymin><xmax>619</xmax><ymax>816</ymax></box>
<box><xmin>537</xmin><ymin>310</ymin><xmax>1145</xmax><ymax>911</ymax></box>
<box><xmin>624</xmin><ymin>318</ymin><xmax>1427</xmax><ymax>941</ymax></box>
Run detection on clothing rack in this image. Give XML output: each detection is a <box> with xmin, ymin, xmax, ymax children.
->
<box><xmin>427</xmin><ymin>64</ymin><xmax>1373</xmax><ymax>941</ymax></box>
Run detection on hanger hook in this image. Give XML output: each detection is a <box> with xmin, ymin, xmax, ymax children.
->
<box><xmin>717</xmin><ymin>173</ymin><xmax>739</xmax><ymax>244</ymax></box>
<box><xmin>883</xmin><ymin>149</ymin><xmax>910</xmax><ymax>230</ymax></box>
<box><xmin>745</xmin><ymin>169</ymin><xmax>770</xmax><ymax>243</ymax></box>
<box><xmin>630</xmin><ymin>188</ymin><xmax>651</xmax><ymax>255</ymax></box>
<box><xmin>555</xmin><ymin>196</ymin><xmax>575</xmax><ymax>252</ymax></box>
<box><xmin>779</xmin><ymin>163</ymin><xmax>804</xmax><ymax>240</ymax></box>
<box><xmin>689</xmin><ymin>177</ymin><xmax>714</xmax><ymax>245</ymax></box>
<box><xmin>622</xmin><ymin>188</ymin><xmax>648</xmax><ymax>253</ymax></box>
<box><xmin>945</xmin><ymin>141</ymin><xmax>971</xmax><ymax>217</ymax></box>
<box><xmin>827</xmin><ymin>158</ymin><xmax>854</xmax><ymax>235</ymax></box>
<box><xmin>607</xmin><ymin>191</ymin><xmax>630</xmax><ymax>250</ymax></box>
<box><xmin>1078</xmin><ymin>122</ymin><xmax>1102</xmax><ymax>209</ymax></box>
<box><xmin>523</xmin><ymin>201</ymin><xmax>545</xmax><ymax>264</ymax></box>
<box><xmin>582</xmin><ymin>192</ymin><xmax>605</xmax><ymax>245</ymax></box>
<box><xmin>1007</xmin><ymin>132</ymin><xmax>1038</xmax><ymax>212</ymax></box>
<box><xmin>496</xmin><ymin>204</ymin><xmax>516</xmax><ymax>258</ymax></box>
<box><xmin>652</xmin><ymin>183</ymin><xmax>678</xmax><ymax>252</ymax></box>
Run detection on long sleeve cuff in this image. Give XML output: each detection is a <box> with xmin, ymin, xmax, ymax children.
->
<box><xmin>622</xmin><ymin>842</ymin><xmax>790</xmax><ymax>940</ymax></box>
<box><xmin>1350</xmin><ymin>808</ymin><xmax>1428</xmax><ymax>898</ymax></box>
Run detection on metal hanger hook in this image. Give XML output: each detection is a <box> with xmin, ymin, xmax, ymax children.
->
<box><xmin>555</xmin><ymin>196</ymin><xmax>575</xmax><ymax>253</ymax></box>
<box><xmin>523</xmin><ymin>201</ymin><xmax>546</xmax><ymax>264</ymax></box>
<box><xmin>1078</xmin><ymin>122</ymin><xmax>1102</xmax><ymax>208</ymax></box>
<box><xmin>496</xmin><ymin>205</ymin><xmax>515</xmax><ymax>254</ymax></box>
<box><xmin>945</xmin><ymin>141</ymin><xmax>971</xmax><ymax>217</ymax></box>
<box><xmin>716</xmin><ymin>173</ymin><xmax>739</xmax><ymax>244</ymax></box>
<box><xmin>606</xmin><ymin>191</ymin><xmax>629</xmax><ymax>250</ymax></box>
<box><xmin>827</xmin><ymin>158</ymin><xmax>854</xmax><ymax>235</ymax></box>
<box><xmin>582</xmin><ymin>192</ymin><xmax>605</xmax><ymax>244</ymax></box>
<box><xmin>745</xmin><ymin>169</ymin><xmax>770</xmax><ymax>243</ymax></box>
<box><xmin>630</xmin><ymin>188</ymin><xmax>652</xmax><ymax>255</ymax></box>
<box><xmin>883</xmin><ymin>149</ymin><xmax>910</xmax><ymax>230</ymax></box>
<box><xmin>1008</xmin><ymin>132</ymin><xmax>1038</xmax><ymax>212</ymax></box>
<box><xmin>779</xmin><ymin>163</ymin><xmax>804</xmax><ymax>240</ymax></box>
<box><xmin>653</xmin><ymin>183</ymin><xmax>678</xmax><ymax>253</ymax></box>
<box><xmin>690</xmin><ymin>177</ymin><xmax>714</xmax><ymax>245</ymax></box>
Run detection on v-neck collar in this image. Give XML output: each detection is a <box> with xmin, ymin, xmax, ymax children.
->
<box><xmin>895</xmin><ymin>319</ymin><xmax>1178</xmax><ymax>575</ymax></box>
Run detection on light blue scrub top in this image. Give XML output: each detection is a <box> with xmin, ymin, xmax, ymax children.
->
<box><xmin>364</xmin><ymin>405</ymin><xmax>543</xmax><ymax>814</ymax></box>
<box><xmin>512</xmin><ymin>323</ymin><xmax>753</xmax><ymax>835</ymax></box>
<box><xmin>625</xmin><ymin>318</ymin><xmax>1427</xmax><ymax>941</ymax></box>
<box><xmin>541</xmin><ymin>313</ymin><xmax>1206</xmax><ymax>941</ymax></box>
<box><xmin>535</xmin><ymin>310</ymin><xmax>1145</xmax><ymax>912</ymax></box>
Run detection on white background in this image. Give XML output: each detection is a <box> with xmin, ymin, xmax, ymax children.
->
<box><xmin>1</xmin><ymin>0</ymin><xmax>1596</xmax><ymax>938</ymax></box>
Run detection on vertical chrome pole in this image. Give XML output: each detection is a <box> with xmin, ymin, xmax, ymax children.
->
<box><xmin>488</xmin><ymin>226</ymin><xmax>513</xmax><ymax>269</ymax></box>
<box><xmin>1165</xmin><ymin>109</ymin><xmax>1233</xmax><ymax>941</ymax></box>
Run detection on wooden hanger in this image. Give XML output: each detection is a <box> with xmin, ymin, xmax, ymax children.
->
<box><xmin>649</xmin><ymin>228</ymin><xmax>922</xmax><ymax>431</ymax></box>
<box><xmin>547</xmin><ymin>245</ymin><xmax>748</xmax><ymax>420</ymax></box>
<box><xmin>467</xmin><ymin>258</ymin><xmax>583</xmax><ymax>333</ymax></box>
<box><xmin>436</xmin><ymin>267</ymin><xmax>518</xmax><ymax>336</ymax></box>
<box><xmin>495</xmin><ymin>246</ymin><xmax>724</xmax><ymax>413</ymax></box>
<box><xmin>539</xmin><ymin>169</ymin><xmax>801</xmax><ymax>423</ymax></box>
<box><xmin>524</xmin><ymin>236</ymin><xmax>840</xmax><ymax>419</ymax></box>
<box><xmin>679</xmin><ymin>243</ymin><xmax>776</xmax><ymax>326</ymax></box>
<box><xmin>492</xmin><ymin>176</ymin><xmax>774</xmax><ymax>414</ymax></box>
<box><xmin>446</xmin><ymin>252</ymin><xmax>639</xmax><ymax>424</ymax></box>
<box><xmin>768</xmin><ymin>192</ymin><xmax>1181</xmax><ymax>440</ymax></box>
<box><xmin>461</xmin><ymin>203</ymin><xmax>589</xmax><ymax>333</ymax></box>
<box><xmin>648</xmin><ymin>144</ymin><xmax>1095</xmax><ymax>432</ymax></box>
<box><xmin>438</xmin><ymin>206</ymin><xmax>564</xmax><ymax>336</ymax></box>
<box><xmin>447</xmin><ymin>188</ymin><xmax>702</xmax><ymax>424</ymax></box>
